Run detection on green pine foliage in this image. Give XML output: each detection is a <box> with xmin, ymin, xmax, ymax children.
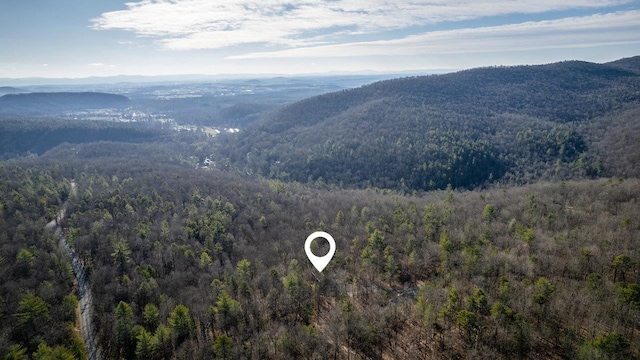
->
<box><xmin>2</xmin><ymin>57</ymin><xmax>640</xmax><ymax>359</ymax></box>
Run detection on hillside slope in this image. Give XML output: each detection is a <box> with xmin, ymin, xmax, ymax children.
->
<box><xmin>224</xmin><ymin>57</ymin><xmax>640</xmax><ymax>191</ymax></box>
<box><xmin>607</xmin><ymin>56</ymin><xmax>640</xmax><ymax>74</ymax></box>
<box><xmin>4</xmin><ymin>153</ymin><xmax>639</xmax><ymax>359</ymax></box>
<box><xmin>0</xmin><ymin>120</ymin><xmax>166</xmax><ymax>160</ymax></box>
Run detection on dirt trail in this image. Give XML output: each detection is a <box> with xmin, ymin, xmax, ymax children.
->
<box><xmin>46</xmin><ymin>182</ymin><xmax>103</xmax><ymax>360</ymax></box>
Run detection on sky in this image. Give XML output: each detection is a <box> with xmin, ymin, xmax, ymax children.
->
<box><xmin>1</xmin><ymin>0</ymin><xmax>639</xmax><ymax>79</ymax></box>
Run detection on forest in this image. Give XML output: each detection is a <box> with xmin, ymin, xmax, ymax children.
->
<box><xmin>0</xmin><ymin>119</ymin><xmax>168</xmax><ymax>160</ymax></box>
<box><xmin>1</xmin><ymin>57</ymin><xmax>639</xmax><ymax>360</ymax></box>
<box><xmin>223</xmin><ymin>58</ymin><xmax>640</xmax><ymax>191</ymax></box>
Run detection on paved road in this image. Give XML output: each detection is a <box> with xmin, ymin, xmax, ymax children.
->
<box><xmin>46</xmin><ymin>182</ymin><xmax>103</xmax><ymax>360</ymax></box>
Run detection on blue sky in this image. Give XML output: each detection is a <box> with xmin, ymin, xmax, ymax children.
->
<box><xmin>1</xmin><ymin>0</ymin><xmax>639</xmax><ymax>78</ymax></box>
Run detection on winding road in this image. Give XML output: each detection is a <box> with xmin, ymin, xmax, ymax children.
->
<box><xmin>46</xmin><ymin>182</ymin><xmax>103</xmax><ymax>360</ymax></box>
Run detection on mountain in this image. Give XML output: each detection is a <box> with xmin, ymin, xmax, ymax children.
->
<box><xmin>0</xmin><ymin>119</ymin><xmax>165</xmax><ymax>160</ymax></box>
<box><xmin>0</xmin><ymin>86</ymin><xmax>28</xmax><ymax>96</ymax></box>
<box><xmin>0</xmin><ymin>92</ymin><xmax>130</xmax><ymax>115</ymax></box>
<box><xmin>224</xmin><ymin>57</ymin><xmax>640</xmax><ymax>191</ymax></box>
<box><xmin>607</xmin><ymin>56</ymin><xmax>640</xmax><ymax>74</ymax></box>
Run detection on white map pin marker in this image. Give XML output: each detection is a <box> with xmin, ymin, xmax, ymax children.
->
<box><xmin>305</xmin><ymin>231</ymin><xmax>336</xmax><ymax>272</ymax></box>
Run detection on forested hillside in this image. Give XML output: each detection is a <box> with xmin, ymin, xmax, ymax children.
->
<box><xmin>1</xmin><ymin>148</ymin><xmax>639</xmax><ymax>359</ymax></box>
<box><xmin>132</xmin><ymin>96</ymin><xmax>278</xmax><ymax>128</ymax></box>
<box><xmin>1</xmin><ymin>57</ymin><xmax>640</xmax><ymax>360</ymax></box>
<box><xmin>0</xmin><ymin>165</ymin><xmax>84</xmax><ymax>359</ymax></box>
<box><xmin>0</xmin><ymin>120</ymin><xmax>168</xmax><ymax>160</ymax></box>
<box><xmin>607</xmin><ymin>56</ymin><xmax>640</xmax><ymax>74</ymax></box>
<box><xmin>224</xmin><ymin>58</ymin><xmax>640</xmax><ymax>191</ymax></box>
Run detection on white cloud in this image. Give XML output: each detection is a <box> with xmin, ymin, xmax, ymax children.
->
<box><xmin>87</xmin><ymin>62</ymin><xmax>106</xmax><ymax>66</ymax></box>
<box><xmin>91</xmin><ymin>0</ymin><xmax>633</xmax><ymax>50</ymax></box>
<box><xmin>229</xmin><ymin>11</ymin><xmax>640</xmax><ymax>58</ymax></box>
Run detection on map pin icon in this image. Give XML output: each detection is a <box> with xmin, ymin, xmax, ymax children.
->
<box><xmin>305</xmin><ymin>231</ymin><xmax>336</xmax><ymax>272</ymax></box>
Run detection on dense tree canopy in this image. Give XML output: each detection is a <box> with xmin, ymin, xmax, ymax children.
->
<box><xmin>2</xmin><ymin>57</ymin><xmax>640</xmax><ymax>359</ymax></box>
<box><xmin>223</xmin><ymin>59</ymin><xmax>640</xmax><ymax>191</ymax></box>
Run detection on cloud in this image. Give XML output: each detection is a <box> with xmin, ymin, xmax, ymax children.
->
<box><xmin>91</xmin><ymin>0</ymin><xmax>633</xmax><ymax>50</ymax></box>
<box><xmin>228</xmin><ymin>10</ymin><xmax>640</xmax><ymax>59</ymax></box>
<box><xmin>87</xmin><ymin>62</ymin><xmax>106</xmax><ymax>66</ymax></box>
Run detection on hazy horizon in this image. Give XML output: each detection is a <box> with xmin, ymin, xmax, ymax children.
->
<box><xmin>2</xmin><ymin>0</ymin><xmax>639</xmax><ymax>79</ymax></box>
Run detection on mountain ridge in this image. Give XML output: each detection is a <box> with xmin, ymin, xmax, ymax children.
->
<box><xmin>0</xmin><ymin>86</ymin><xmax>29</xmax><ymax>96</ymax></box>
<box><xmin>224</xmin><ymin>56</ymin><xmax>640</xmax><ymax>191</ymax></box>
<box><xmin>606</xmin><ymin>55</ymin><xmax>640</xmax><ymax>74</ymax></box>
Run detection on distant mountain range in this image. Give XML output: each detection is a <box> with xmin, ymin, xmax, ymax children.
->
<box><xmin>223</xmin><ymin>56</ymin><xmax>640</xmax><ymax>191</ymax></box>
<box><xmin>0</xmin><ymin>71</ymin><xmax>435</xmax><ymax>87</ymax></box>
<box><xmin>0</xmin><ymin>92</ymin><xmax>130</xmax><ymax>115</ymax></box>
